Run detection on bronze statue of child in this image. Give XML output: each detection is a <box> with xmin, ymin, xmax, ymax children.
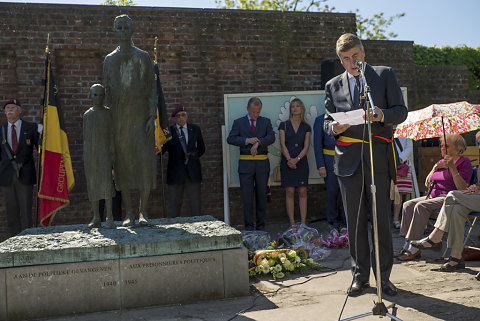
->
<box><xmin>83</xmin><ymin>84</ymin><xmax>116</xmax><ymax>229</ymax></box>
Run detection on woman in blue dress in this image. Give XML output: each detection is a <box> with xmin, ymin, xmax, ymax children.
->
<box><xmin>279</xmin><ymin>98</ymin><xmax>311</xmax><ymax>226</ymax></box>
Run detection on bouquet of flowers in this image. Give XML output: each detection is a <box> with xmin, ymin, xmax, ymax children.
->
<box><xmin>321</xmin><ymin>228</ymin><xmax>349</xmax><ymax>248</ymax></box>
<box><xmin>248</xmin><ymin>241</ymin><xmax>326</xmax><ymax>279</ymax></box>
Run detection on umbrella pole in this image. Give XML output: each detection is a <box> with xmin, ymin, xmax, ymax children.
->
<box><xmin>441</xmin><ymin>116</ymin><xmax>447</xmax><ymax>154</ymax></box>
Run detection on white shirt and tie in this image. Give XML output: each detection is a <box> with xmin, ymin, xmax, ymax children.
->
<box><xmin>176</xmin><ymin>123</ymin><xmax>188</xmax><ymax>143</ymax></box>
<box><xmin>347</xmin><ymin>64</ymin><xmax>384</xmax><ymax>122</ymax></box>
<box><xmin>8</xmin><ymin>120</ymin><xmax>22</xmax><ymax>152</ymax></box>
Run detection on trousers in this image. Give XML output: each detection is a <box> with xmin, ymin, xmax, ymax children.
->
<box><xmin>2</xmin><ymin>175</ymin><xmax>33</xmax><ymax>236</ymax></box>
<box><xmin>168</xmin><ymin>177</ymin><xmax>201</xmax><ymax>218</ymax></box>
<box><xmin>400</xmin><ymin>195</ymin><xmax>446</xmax><ymax>240</ymax></box>
<box><xmin>435</xmin><ymin>190</ymin><xmax>480</xmax><ymax>252</ymax></box>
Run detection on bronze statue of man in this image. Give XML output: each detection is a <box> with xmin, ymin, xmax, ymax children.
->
<box><xmin>103</xmin><ymin>14</ymin><xmax>157</xmax><ymax>226</ymax></box>
<box><xmin>83</xmin><ymin>84</ymin><xmax>116</xmax><ymax>229</ymax></box>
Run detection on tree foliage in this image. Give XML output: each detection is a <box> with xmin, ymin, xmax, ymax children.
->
<box><xmin>353</xmin><ymin>10</ymin><xmax>405</xmax><ymax>40</ymax></box>
<box><xmin>414</xmin><ymin>45</ymin><xmax>480</xmax><ymax>90</ymax></box>
<box><xmin>216</xmin><ymin>0</ymin><xmax>334</xmax><ymax>12</ymax></box>
<box><xmin>101</xmin><ymin>0</ymin><xmax>136</xmax><ymax>6</ymax></box>
<box><xmin>216</xmin><ymin>0</ymin><xmax>404</xmax><ymax>40</ymax></box>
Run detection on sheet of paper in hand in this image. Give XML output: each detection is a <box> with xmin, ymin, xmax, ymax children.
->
<box><xmin>330</xmin><ymin>109</ymin><xmax>366</xmax><ymax>126</ymax></box>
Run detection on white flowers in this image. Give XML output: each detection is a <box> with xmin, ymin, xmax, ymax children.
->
<box><xmin>248</xmin><ymin>247</ymin><xmax>327</xmax><ymax>280</ymax></box>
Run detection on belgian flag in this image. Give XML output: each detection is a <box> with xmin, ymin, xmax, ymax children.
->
<box><xmin>37</xmin><ymin>51</ymin><xmax>75</xmax><ymax>226</ymax></box>
<box><xmin>154</xmin><ymin>63</ymin><xmax>171</xmax><ymax>154</ymax></box>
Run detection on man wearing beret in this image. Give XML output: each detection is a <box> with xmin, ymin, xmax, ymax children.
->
<box><xmin>162</xmin><ymin>106</ymin><xmax>205</xmax><ymax>218</ymax></box>
<box><xmin>0</xmin><ymin>99</ymin><xmax>40</xmax><ymax>236</ymax></box>
<box><xmin>227</xmin><ymin>97</ymin><xmax>275</xmax><ymax>230</ymax></box>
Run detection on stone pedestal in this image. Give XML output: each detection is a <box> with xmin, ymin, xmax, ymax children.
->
<box><xmin>0</xmin><ymin>216</ymin><xmax>248</xmax><ymax>321</ymax></box>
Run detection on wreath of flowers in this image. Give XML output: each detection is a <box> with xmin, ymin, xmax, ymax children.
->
<box><xmin>248</xmin><ymin>241</ymin><xmax>326</xmax><ymax>279</ymax></box>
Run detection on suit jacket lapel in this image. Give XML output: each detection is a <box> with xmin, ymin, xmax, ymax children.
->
<box><xmin>16</xmin><ymin>122</ymin><xmax>26</xmax><ymax>152</ymax></box>
<box><xmin>364</xmin><ymin>64</ymin><xmax>376</xmax><ymax>90</ymax></box>
<box><xmin>254</xmin><ymin>117</ymin><xmax>262</xmax><ymax>134</ymax></box>
<box><xmin>170</xmin><ymin>125</ymin><xmax>180</xmax><ymax>144</ymax></box>
<box><xmin>340</xmin><ymin>72</ymin><xmax>354</xmax><ymax>108</ymax></box>
<box><xmin>242</xmin><ymin>115</ymin><xmax>253</xmax><ymax>135</ymax></box>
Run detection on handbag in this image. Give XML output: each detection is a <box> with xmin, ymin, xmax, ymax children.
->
<box><xmin>396</xmin><ymin>163</ymin><xmax>409</xmax><ymax>177</ymax></box>
<box><xmin>273</xmin><ymin>165</ymin><xmax>281</xmax><ymax>182</ymax></box>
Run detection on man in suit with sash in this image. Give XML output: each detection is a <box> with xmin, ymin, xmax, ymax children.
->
<box><xmin>0</xmin><ymin>99</ymin><xmax>40</xmax><ymax>236</ymax></box>
<box><xmin>323</xmin><ymin>34</ymin><xmax>407</xmax><ymax>297</ymax></box>
<box><xmin>163</xmin><ymin>105</ymin><xmax>205</xmax><ymax>218</ymax></box>
<box><xmin>227</xmin><ymin>97</ymin><xmax>275</xmax><ymax>230</ymax></box>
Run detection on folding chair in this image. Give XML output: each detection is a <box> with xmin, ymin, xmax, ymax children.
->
<box><xmin>462</xmin><ymin>212</ymin><xmax>480</xmax><ymax>251</ymax></box>
<box><xmin>462</xmin><ymin>166</ymin><xmax>480</xmax><ymax>250</ymax></box>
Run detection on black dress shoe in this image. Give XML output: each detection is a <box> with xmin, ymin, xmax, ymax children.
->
<box><xmin>381</xmin><ymin>280</ymin><xmax>398</xmax><ymax>296</ymax></box>
<box><xmin>347</xmin><ymin>280</ymin><xmax>369</xmax><ymax>297</ymax></box>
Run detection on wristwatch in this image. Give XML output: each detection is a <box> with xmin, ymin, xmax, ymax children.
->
<box><xmin>297</xmin><ymin>156</ymin><xmax>301</xmax><ymax>160</ymax></box>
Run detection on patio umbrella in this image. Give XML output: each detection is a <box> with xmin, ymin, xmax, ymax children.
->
<box><xmin>394</xmin><ymin>101</ymin><xmax>480</xmax><ymax>141</ymax></box>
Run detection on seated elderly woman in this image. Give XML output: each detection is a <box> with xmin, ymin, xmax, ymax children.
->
<box><xmin>410</xmin><ymin>131</ymin><xmax>480</xmax><ymax>271</ymax></box>
<box><xmin>396</xmin><ymin>133</ymin><xmax>473</xmax><ymax>261</ymax></box>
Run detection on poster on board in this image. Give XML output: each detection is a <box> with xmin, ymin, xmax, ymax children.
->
<box><xmin>224</xmin><ymin>91</ymin><xmax>326</xmax><ymax>187</ymax></box>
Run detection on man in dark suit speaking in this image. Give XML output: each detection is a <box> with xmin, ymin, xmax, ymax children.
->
<box><xmin>324</xmin><ymin>34</ymin><xmax>407</xmax><ymax>297</ymax></box>
<box><xmin>163</xmin><ymin>106</ymin><xmax>205</xmax><ymax>218</ymax></box>
<box><xmin>227</xmin><ymin>97</ymin><xmax>275</xmax><ymax>231</ymax></box>
<box><xmin>0</xmin><ymin>99</ymin><xmax>40</xmax><ymax>236</ymax></box>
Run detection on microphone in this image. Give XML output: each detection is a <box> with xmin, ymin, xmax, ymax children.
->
<box><xmin>354</xmin><ymin>60</ymin><xmax>378</xmax><ymax>118</ymax></box>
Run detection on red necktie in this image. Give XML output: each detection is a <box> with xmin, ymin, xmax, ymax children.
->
<box><xmin>250</xmin><ymin>119</ymin><xmax>256</xmax><ymax>133</ymax></box>
<box><xmin>11</xmin><ymin>124</ymin><xmax>18</xmax><ymax>153</ymax></box>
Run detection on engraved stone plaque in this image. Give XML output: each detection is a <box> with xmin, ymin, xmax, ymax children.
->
<box><xmin>5</xmin><ymin>260</ymin><xmax>120</xmax><ymax>321</ymax></box>
<box><xmin>120</xmin><ymin>251</ymin><xmax>224</xmax><ymax>309</ymax></box>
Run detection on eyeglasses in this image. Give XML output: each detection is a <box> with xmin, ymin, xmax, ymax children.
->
<box><xmin>175</xmin><ymin>113</ymin><xmax>187</xmax><ymax>118</ymax></box>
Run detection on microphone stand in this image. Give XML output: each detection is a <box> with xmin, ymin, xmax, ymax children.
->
<box><xmin>340</xmin><ymin>63</ymin><xmax>402</xmax><ymax>321</ymax></box>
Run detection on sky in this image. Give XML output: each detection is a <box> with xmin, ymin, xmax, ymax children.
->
<box><xmin>3</xmin><ymin>0</ymin><xmax>479</xmax><ymax>48</ymax></box>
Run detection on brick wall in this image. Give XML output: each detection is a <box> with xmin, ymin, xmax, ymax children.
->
<box><xmin>362</xmin><ymin>40</ymin><xmax>416</xmax><ymax>107</ymax></box>
<box><xmin>413</xmin><ymin>65</ymin><xmax>471</xmax><ymax>110</ymax></box>
<box><xmin>0</xmin><ymin>3</ymin><xmax>475</xmax><ymax>240</ymax></box>
<box><xmin>0</xmin><ymin>3</ymin><xmax>359</xmax><ymax>239</ymax></box>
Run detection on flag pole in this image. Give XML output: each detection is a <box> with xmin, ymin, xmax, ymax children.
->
<box><xmin>35</xmin><ymin>33</ymin><xmax>50</xmax><ymax>227</ymax></box>
<box><xmin>154</xmin><ymin>36</ymin><xmax>167</xmax><ymax>218</ymax></box>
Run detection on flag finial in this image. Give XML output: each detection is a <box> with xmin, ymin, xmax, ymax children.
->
<box><xmin>45</xmin><ymin>33</ymin><xmax>50</xmax><ymax>54</ymax></box>
<box><xmin>154</xmin><ymin>36</ymin><xmax>158</xmax><ymax>65</ymax></box>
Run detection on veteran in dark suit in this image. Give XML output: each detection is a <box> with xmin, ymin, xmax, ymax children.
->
<box><xmin>162</xmin><ymin>106</ymin><xmax>205</xmax><ymax>218</ymax></box>
<box><xmin>227</xmin><ymin>97</ymin><xmax>275</xmax><ymax>230</ymax></box>
<box><xmin>0</xmin><ymin>99</ymin><xmax>40</xmax><ymax>236</ymax></box>
<box><xmin>323</xmin><ymin>34</ymin><xmax>408</xmax><ymax>297</ymax></box>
